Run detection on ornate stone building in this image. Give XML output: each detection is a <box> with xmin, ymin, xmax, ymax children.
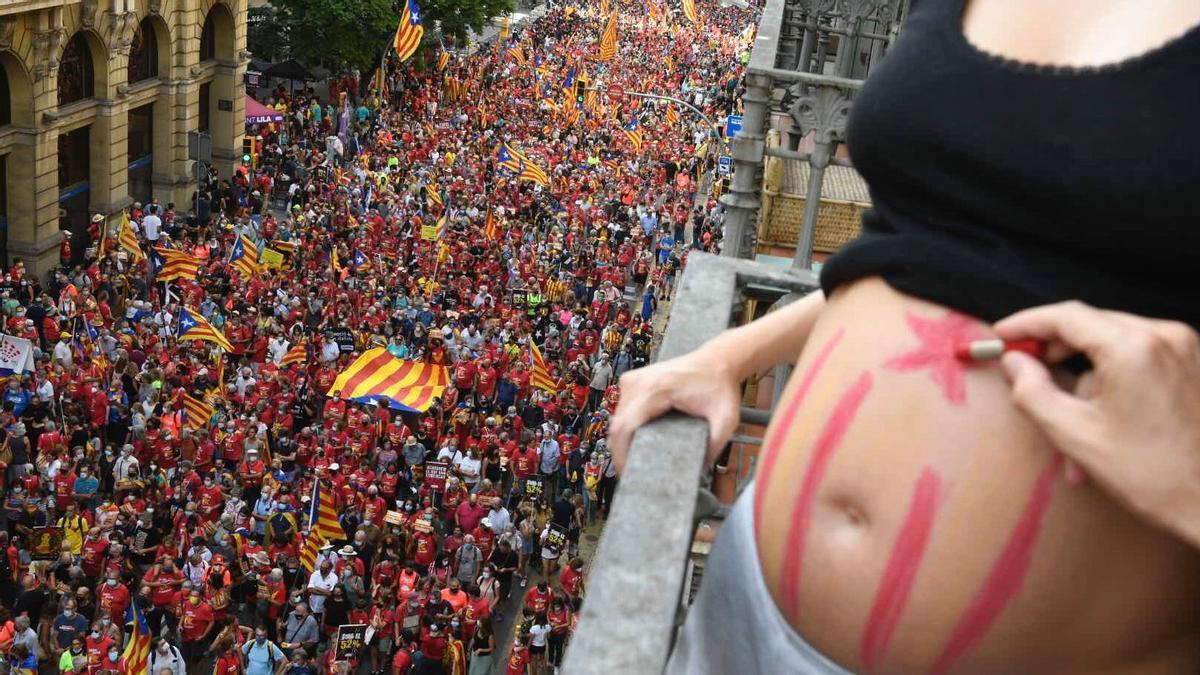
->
<box><xmin>0</xmin><ymin>0</ymin><xmax>247</xmax><ymax>273</ymax></box>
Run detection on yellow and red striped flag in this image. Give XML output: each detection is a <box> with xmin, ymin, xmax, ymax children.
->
<box><xmin>483</xmin><ymin>208</ymin><xmax>499</xmax><ymax>239</ymax></box>
<box><xmin>299</xmin><ymin>530</ymin><xmax>325</xmax><ymax>572</ymax></box>
<box><xmin>280</xmin><ymin>341</ymin><xmax>307</xmax><ymax>369</ymax></box>
<box><xmin>176</xmin><ymin>307</ymin><xmax>234</xmax><ymax>352</ymax></box>
<box><xmin>623</xmin><ymin>116</ymin><xmax>644</xmax><ymax>151</ymax></box>
<box><xmin>180</xmin><ymin>391</ymin><xmax>214</xmax><ymax>431</ymax></box>
<box><xmin>437</xmin><ymin>50</ymin><xmax>450</xmax><ymax>71</ymax></box>
<box><xmin>118</xmin><ymin>601</ymin><xmax>152</xmax><ymax>675</ymax></box>
<box><xmin>394</xmin><ymin>0</ymin><xmax>425</xmax><ymax>62</ymax></box>
<box><xmin>153</xmin><ymin>247</ymin><xmax>200</xmax><ymax>282</ymax></box>
<box><xmin>665</xmin><ymin>105</ymin><xmax>679</xmax><ymax>127</ymax></box>
<box><xmin>118</xmin><ymin>212</ymin><xmax>144</xmax><ymax>263</ymax></box>
<box><xmin>681</xmin><ymin>0</ymin><xmax>699</xmax><ymax>23</ymax></box>
<box><xmin>597</xmin><ymin>10</ymin><xmax>618</xmax><ymax>61</ymax></box>
<box><xmin>425</xmin><ymin>181</ymin><xmax>443</xmax><ymax>209</ymax></box>
<box><xmin>529</xmin><ymin>341</ymin><xmax>557</xmax><ymax>393</ymax></box>
<box><xmin>309</xmin><ymin>481</ymin><xmax>345</xmax><ymax>541</ymax></box>
<box><xmin>326</xmin><ymin>348</ymin><xmax>449</xmax><ymax>412</ymax></box>
<box><xmin>228</xmin><ymin>235</ymin><xmax>261</xmax><ymax>278</ymax></box>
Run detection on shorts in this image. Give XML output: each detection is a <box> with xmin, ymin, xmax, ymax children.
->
<box><xmin>375</xmin><ymin>636</ymin><xmax>393</xmax><ymax>654</ymax></box>
<box><xmin>529</xmin><ymin>644</ymin><xmax>546</xmax><ymax>655</ymax></box>
<box><xmin>666</xmin><ymin>482</ymin><xmax>855</xmax><ymax>675</ymax></box>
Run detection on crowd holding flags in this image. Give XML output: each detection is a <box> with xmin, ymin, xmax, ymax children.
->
<box><xmin>393</xmin><ymin>0</ymin><xmax>425</xmax><ymax>62</ymax></box>
<box><xmin>665</xmin><ymin>105</ymin><xmax>680</xmax><ymax>127</ymax></box>
<box><xmin>597</xmin><ymin>10</ymin><xmax>619</xmax><ymax>61</ymax></box>
<box><xmin>506</xmin><ymin>42</ymin><xmax>528</xmax><ymax>66</ymax></box>
<box><xmin>176</xmin><ymin>306</ymin><xmax>234</xmax><ymax>352</ymax></box>
<box><xmin>151</xmin><ymin>247</ymin><xmax>200</xmax><ymax>282</ymax></box>
<box><xmin>309</xmin><ymin>480</ymin><xmax>346</xmax><ymax>541</ymax></box>
<box><xmin>483</xmin><ymin>208</ymin><xmax>499</xmax><ymax>239</ymax></box>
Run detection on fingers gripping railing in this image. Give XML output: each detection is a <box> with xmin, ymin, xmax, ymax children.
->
<box><xmin>562</xmin><ymin>254</ymin><xmax>819</xmax><ymax>675</ymax></box>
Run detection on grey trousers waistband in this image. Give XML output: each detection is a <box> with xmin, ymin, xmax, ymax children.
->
<box><xmin>666</xmin><ymin>481</ymin><xmax>857</xmax><ymax>675</ymax></box>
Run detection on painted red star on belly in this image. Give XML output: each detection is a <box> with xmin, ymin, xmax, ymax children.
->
<box><xmin>885</xmin><ymin>311</ymin><xmax>988</xmax><ymax>406</ymax></box>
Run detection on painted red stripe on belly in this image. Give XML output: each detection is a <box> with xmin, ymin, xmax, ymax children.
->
<box><xmin>754</xmin><ymin>329</ymin><xmax>846</xmax><ymax>533</ymax></box>
<box><xmin>929</xmin><ymin>454</ymin><xmax>1063</xmax><ymax>675</ymax></box>
<box><xmin>859</xmin><ymin>467</ymin><xmax>944</xmax><ymax>673</ymax></box>
<box><xmin>779</xmin><ymin>370</ymin><xmax>875</xmax><ymax>623</ymax></box>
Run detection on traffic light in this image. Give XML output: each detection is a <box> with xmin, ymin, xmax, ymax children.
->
<box><xmin>241</xmin><ymin>137</ymin><xmax>256</xmax><ymax>169</ymax></box>
<box><xmin>574</xmin><ymin>78</ymin><xmax>587</xmax><ymax>107</ymax></box>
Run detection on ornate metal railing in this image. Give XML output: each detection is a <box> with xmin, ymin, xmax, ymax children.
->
<box><xmin>561</xmin><ymin>254</ymin><xmax>819</xmax><ymax>674</ymax></box>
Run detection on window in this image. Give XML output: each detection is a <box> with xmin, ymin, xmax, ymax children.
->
<box><xmin>58</xmin><ymin>33</ymin><xmax>95</xmax><ymax>107</ymax></box>
<box><xmin>127</xmin><ymin>104</ymin><xmax>154</xmax><ymax>204</ymax></box>
<box><xmin>127</xmin><ymin>19</ymin><xmax>160</xmax><ymax>83</ymax></box>
<box><xmin>200</xmin><ymin>11</ymin><xmax>217</xmax><ymax>62</ymax></box>
<box><xmin>198</xmin><ymin>82</ymin><xmax>211</xmax><ymax>133</ymax></box>
<box><xmin>0</xmin><ymin>66</ymin><xmax>10</xmax><ymax>127</ymax></box>
<box><xmin>57</xmin><ymin>126</ymin><xmax>91</xmax><ymax>258</ymax></box>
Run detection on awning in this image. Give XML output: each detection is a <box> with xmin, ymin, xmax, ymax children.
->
<box><xmin>245</xmin><ymin>96</ymin><xmax>284</xmax><ymax>125</ymax></box>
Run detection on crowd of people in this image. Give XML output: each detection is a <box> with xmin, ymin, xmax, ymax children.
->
<box><xmin>7</xmin><ymin>0</ymin><xmax>755</xmax><ymax>673</ymax></box>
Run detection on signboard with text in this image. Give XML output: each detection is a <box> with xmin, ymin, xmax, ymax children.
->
<box><xmin>425</xmin><ymin>461</ymin><xmax>449</xmax><ymax>492</ymax></box>
<box><xmin>718</xmin><ymin>156</ymin><xmax>732</xmax><ymax>175</ymax></box>
<box><xmin>334</xmin><ymin>624</ymin><xmax>367</xmax><ymax>660</ymax></box>
<box><xmin>724</xmin><ymin>114</ymin><xmax>743</xmax><ymax>138</ymax></box>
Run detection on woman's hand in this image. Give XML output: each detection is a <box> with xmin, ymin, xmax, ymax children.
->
<box><xmin>994</xmin><ymin>301</ymin><xmax>1200</xmax><ymax>548</ymax></box>
<box><xmin>608</xmin><ymin>347</ymin><xmax>743</xmax><ymax>474</ymax></box>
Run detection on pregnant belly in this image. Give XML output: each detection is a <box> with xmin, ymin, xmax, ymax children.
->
<box><xmin>753</xmin><ymin>278</ymin><xmax>1200</xmax><ymax>675</ymax></box>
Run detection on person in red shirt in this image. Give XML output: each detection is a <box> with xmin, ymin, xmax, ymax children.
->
<box><xmin>418</xmin><ymin>623</ymin><xmax>448</xmax><ymax>667</ymax></box>
<box><xmin>524</xmin><ymin>580</ymin><xmax>553</xmax><ymax>615</ymax></box>
<box><xmin>143</xmin><ymin>557</ymin><xmax>184</xmax><ymax>609</ymax></box>
<box><xmin>212</xmin><ymin>640</ymin><xmax>241</xmax><ymax>675</ymax></box>
<box><xmin>97</xmin><ymin>572</ymin><xmax>130</xmax><ymax>623</ymax></box>
<box><xmin>505</xmin><ymin>637</ymin><xmax>531</xmax><ymax>675</ymax></box>
<box><xmin>85</xmin><ymin>621</ymin><xmax>115</xmax><ymax>675</ymax></box>
<box><xmin>558</xmin><ymin>557</ymin><xmax>585</xmax><ymax>601</ymax></box>
<box><xmin>196</xmin><ymin>475</ymin><xmax>225</xmax><ymax>523</ymax></box>
<box><xmin>179</xmin><ymin>588</ymin><xmax>215</xmax><ymax>662</ymax></box>
<box><xmin>80</xmin><ymin>529</ymin><xmax>109</xmax><ymax>579</ymax></box>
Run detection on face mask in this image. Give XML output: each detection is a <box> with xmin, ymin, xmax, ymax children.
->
<box><xmin>481</xmin><ymin>571</ymin><xmax>491</xmax><ymax>578</ymax></box>
<box><xmin>255</xmin><ymin>636</ymin><xmax>265</xmax><ymax>645</ymax></box>
<box><xmin>91</xmin><ymin>632</ymin><xmax>100</xmax><ymax>639</ymax></box>
<box><xmin>63</xmin><ymin>610</ymin><xmax>74</xmax><ymax>618</ymax></box>
<box><xmin>106</xmin><ymin>579</ymin><xmax>118</xmax><ymax>587</ymax></box>
<box><xmin>100</xmin><ymin>619</ymin><xmax>111</xmax><ymax>627</ymax></box>
<box><xmin>108</xmin><ymin>651</ymin><xmax>120</xmax><ymax>661</ymax></box>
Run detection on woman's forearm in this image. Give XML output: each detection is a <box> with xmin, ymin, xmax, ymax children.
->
<box><xmin>700</xmin><ymin>290</ymin><xmax>825</xmax><ymax>381</ymax></box>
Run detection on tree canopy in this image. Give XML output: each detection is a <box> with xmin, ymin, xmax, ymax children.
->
<box><xmin>265</xmin><ymin>0</ymin><xmax>516</xmax><ymax>74</ymax></box>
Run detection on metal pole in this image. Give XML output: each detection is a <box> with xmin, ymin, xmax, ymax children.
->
<box><xmin>793</xmin><ymin>136</ymin><xmax>830</xmax><ymax>270</ymax></box>
<box><xmin>718</xmin><ymin>71</ymin><xmax>770</xmax><ymax>259</ymax></box>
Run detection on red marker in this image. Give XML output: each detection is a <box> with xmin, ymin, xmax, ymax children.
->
<box><xmin>955</xmin><ymin>339</ymin><xmax>1046</xmax><ymax>362</ymax></box>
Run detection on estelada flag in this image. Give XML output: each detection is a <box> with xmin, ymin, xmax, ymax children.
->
<box><xmin>394</xmin><ymin>0</ymin><xmax>425</xmax><ymax>62</ymax></box>
<box><xmin>326</xmin><ymin>348</ymin><xmax>449</xmax><ymax>413</ymax></box>
<box><xmin>179</xmin><ymin>391</ymin><xmax>214</xmax><ymax>431</ymax></box>
<box><xmin>309</xmin><ymin>481</ymin><xmax>345</xmax><ymax>541</ymax></box>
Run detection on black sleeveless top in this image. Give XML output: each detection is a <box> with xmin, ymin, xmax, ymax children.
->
<box><xmin>821</xmin><ymin>0</ymin><xmax>1200</xmax><ymax>329</ymax></box>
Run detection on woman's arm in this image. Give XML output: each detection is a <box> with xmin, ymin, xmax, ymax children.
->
<box><xmin>609</xmin><ymin>291</ymin><xmax>825</xmax><ymax>471</ymax></box>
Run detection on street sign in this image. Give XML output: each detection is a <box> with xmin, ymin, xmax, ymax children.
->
<box><xmin>724</xmin><ymin>114</ymin><xmax>744</xmax><ymax>138</ymax></box>
<box><xmin>187</xmin><ymin>131</ymin><xmax>212</xmax><ymax>163</ymax></box>
<box><xmin>718</xmin><ymin>156</ymin><xmax>732</xmax><ymax>175</ymax></box>
<box><xmin>607</xmin><ymin>85</ymin><xmax>625</xmax><ymax>100</ymax></box>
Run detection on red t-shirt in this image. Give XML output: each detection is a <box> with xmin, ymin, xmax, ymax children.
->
<box><xmin>505</xmin><ymin>647</ymin><xmax>530</xmax><ymax>675</ymax></box>
<box><xmin>179</xmin><ymin>600</ymin><xmax>215</xmax><ymax>642</ymax></box>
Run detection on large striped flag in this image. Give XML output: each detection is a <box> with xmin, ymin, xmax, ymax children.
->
<box><xmin>597</xmin><ymin>10</ymin><xmax>618</xmax><ymax>61</ymax></box>
<box><xmin>529</xmin><ymin>341</ymin><xmax>557</xmax><ymax>393</ymax></box>
<box><xmin>623</xmin><ymin>116</ymin><xmax>644</xmax><ymax>151</ymax></box>
<box><xmin>437</xmin><ymin>50</ymin><xmax>450</xmax><ymax>71</ymax></box>
<box><xmin>299</xmin><ymin>530</ymin><xmax>325</xmax><ymax>572</ymax></box>
<box><xmin>681</xmin><ymin>0</ymin><xmax>699</xmax><ymax>24</ymax></box>
<box><xmin>436</xmin><ymin>215</ymin><xmax>448</xmax><ymax>240</ymax></box>
<box><xmin>118</xmin><ymin>600</ymin><xmax>152</xmax><ymax>675</ymax></box>
<box><xmin>497</xmin><ymin>143</ymin><xmax>550</xmax><ymax>186</ymax></box>
<box><xmin>309</xmin><ymin>481</ymin><xmax>345</xmax><ymax>541</ymax></box>
<box><xmin>280</xmin><ymin>341</ymin><xmax>307</xmax><ymax>368</ymax></box>
<box><xmin>180</xmin><ymin>392</ymin><xmax>214</xmax><ymax>432</ymax></box>
<box><xmin>425</xmin><ymin>181</ymin><xmax>443</xmax><ymax>209</ymax></box>
<box><xmin>326</xmin><ymin>348</ymin><xmax>449</xmax><ymax>412</ymax></box>
<box><xmin>152</xmin><ymin>247</ymin><xmax>200</xmax><ymax>282</ymax></box>
<box><xmin>483</xmin><ymin>209</ymin><xmax>499</xmax><ymax>239</ymax></box>
<box><xmin>506</xmin><ymin>44</ymin><xmax>527</xmax><ymax>66</ymax></box>
<box><xmin>394</xmin><ymin>0</ymin><xmax>425</xmax><ymax>62</ymax></box>
<box><xmin>176</xmin><ymin>307</ymin><xmax>234</xmax><ymax>352</ymax></box>
<box><xmin>647</xmin><ymin>0</ymin><xmax>663</xmax><ymax>21</ymax></box>
<box><xmin>665</xmin><ymin>105</ymin><xmax>679</xmax><ymax>127</ymax></box>
<box><xmin>228</xmin><ymin>235</ymin><xmax>261</xmax><ymax>277</ymax></box>
<box><xmin>118</xmin><ymin>212</ymin><xmax>144</xmax><ymax>263</ymax></box>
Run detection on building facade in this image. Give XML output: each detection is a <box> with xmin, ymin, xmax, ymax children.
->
<box><xmin>0</xmin><ymin>0</ymin><xmax>247</xmax><ymax>274</ymax></box>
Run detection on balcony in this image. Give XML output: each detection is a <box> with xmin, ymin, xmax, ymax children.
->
<box><xmin>0</xmin><ymin>0</ymin><xmax>77</xmax><ymax>17</ymax></box>
<box><xmin>562</xmin><ymin>0</ymin><xmax>909</xmax><ymax>672</ymax></box>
